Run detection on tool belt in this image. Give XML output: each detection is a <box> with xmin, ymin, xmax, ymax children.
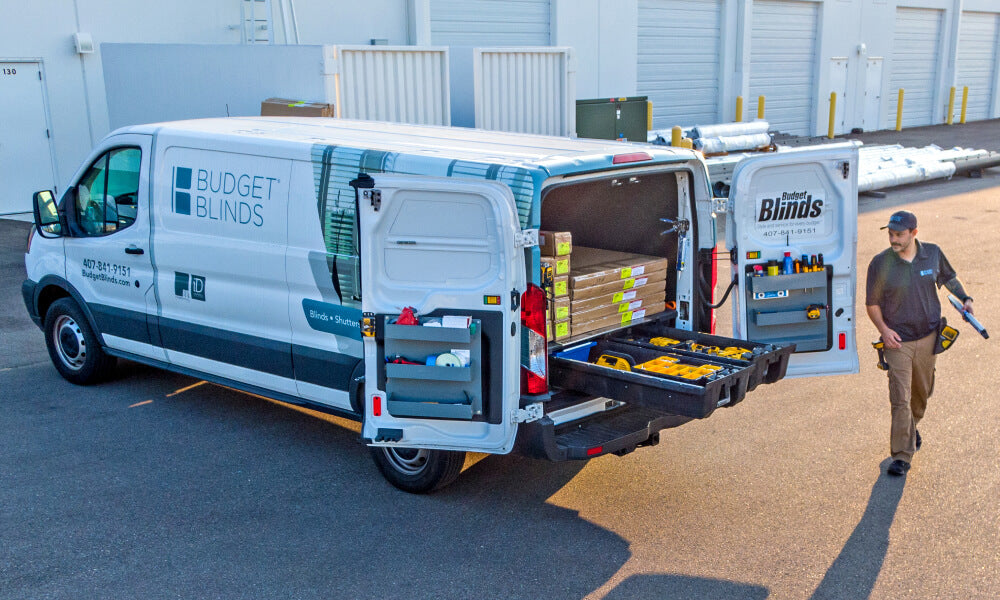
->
<box><xmin>934</xmin><ymin>317</ymin><xmax>959</xmax><ymax>355</ymax></box>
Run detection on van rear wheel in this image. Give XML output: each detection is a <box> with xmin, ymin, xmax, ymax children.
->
<box><xmin>43</xmin><ymin>298</ymin><xmax>116</xmax><ymax>385</ymax></box>
<box><xmin>369</xmin><ymin>446</ymin><xmax>465</xmax><ymax>493</ymax></box>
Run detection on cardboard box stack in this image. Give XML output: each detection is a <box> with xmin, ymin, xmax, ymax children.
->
<box><xmin>539</xmin><ymin>230</ymin><xmax>573</xmax><ymax>341</ymax></box>
<box><xmin>568</xmin><ymin>247</ymin><xmax>669</xmax><ymax>336</ymax></box>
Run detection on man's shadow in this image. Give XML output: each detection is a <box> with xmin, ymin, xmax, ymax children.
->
<box><xmin>810</xmin><ymin>459</ymin><xmax>907</xmax><ymax>600</ymax></box>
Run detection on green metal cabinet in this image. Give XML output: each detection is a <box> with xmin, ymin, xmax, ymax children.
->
<box><xmin>576</xmin><ymin>96</ymin><xmax>649</xmax><ymax>142</ymax></box>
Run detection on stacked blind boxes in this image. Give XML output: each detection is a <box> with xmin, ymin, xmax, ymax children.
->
<box><xmin>568</xmin><ymin>247</ymin><xmax>669</xmax><ymax>336</ymax></box>
<box><xmin>540</xmin><ymin>232</ymin><xmax>670</xmax><ymax>341</ymax></box>
<box><xmin>540</xmin><ymin>230</ymin><xmax>573</xmax><ymax>340</ymax></box>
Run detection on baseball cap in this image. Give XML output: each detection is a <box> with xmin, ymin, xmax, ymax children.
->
<box><xmin>880</xmin><ymin>210</ymin><xmax>917</xmax><ymax>231</ymax></box>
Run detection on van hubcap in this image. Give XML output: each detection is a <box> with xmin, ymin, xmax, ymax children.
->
<box><xmin>53</xmin><ymin>315</ymin><xmax>87</xmax><ymax>370</ymax></box>
<box><xmin>382</xmin><ymin>448</ymin><xmax>429</xmax><ymax>475</ymax></box>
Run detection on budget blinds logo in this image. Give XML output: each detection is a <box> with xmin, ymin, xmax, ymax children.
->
<box><xmin>171</xmin><ymin>165</ymin><xmax>276</xmax><ymax>227</ymax></box>
<box><xmin>753</xmin><ymin>190</ymin><xmax>828</xmax><ymax>242</ymax></box>
<box><xmin>175</xmin><ymin>271</ymin><xmax>206</xmax><ymax>301</ymax></box>
<box><xmin>757</xmin><ymin>191</ymin><xmax>823</xmax><ymax>223</ymax></box>
<box><xmin>173</xmin><ymin>167</ymin><xmax>193</xmax><ymax>215</ymax></box>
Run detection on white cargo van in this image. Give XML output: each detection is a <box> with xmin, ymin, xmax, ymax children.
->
<box><xmin>23</xmin><ymin>118</ymin><xmax>859</xmax><ymax>492</ymax></box>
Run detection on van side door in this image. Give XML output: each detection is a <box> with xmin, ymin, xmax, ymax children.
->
<box><xmin>359</xmin><ymin>174</ymin><xmax>524</xmax><ymax>453</ymax></box>
<box><xmin>153</xmin><ymin>147</ymin><xmax>295</xmax><ymax>393</ymax></box>
<box><xmin>63</xmin><ymin>133</ymin><xmax>165</xmax><ymax>361</ymax></box>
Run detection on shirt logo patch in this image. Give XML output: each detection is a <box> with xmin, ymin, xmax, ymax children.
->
<box><xmin>920</xmin><ymin>269</ymin><xmax>933</xmax><ymax>277</ymax></box>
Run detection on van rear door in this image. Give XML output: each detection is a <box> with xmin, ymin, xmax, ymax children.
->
<box><xmin>727</xmin><ymin>143</ymin><xmax>860</xmax><ymax>377</ymax></box>
<box><xmin>358</xmin><ymin>174</ymin><xmax>524</xmax><ymax>453</ymax></box>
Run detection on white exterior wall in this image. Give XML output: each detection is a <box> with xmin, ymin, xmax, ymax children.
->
<box><xmin>0</xmin><ymin>0</ymin><xmax>410</xmax><ymax>205</ymax></box>
<box><xmin>5</xmin><ymin>0</ymin><xmax>1000</xmax><ymax>210</ymax></box>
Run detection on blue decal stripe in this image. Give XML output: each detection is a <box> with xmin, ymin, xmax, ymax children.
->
<box><xmin>89</xmin><ymin>303</ymin><xmax>362</xmax><ymax>388</ymax></box>
<box><xmin>103</xmin><ymin>347</ymin><xmax>360</xmax><ymax>421</ymax></box>
<box><xmin>291</xmin><ymin>345</ymin><xmax>359</xmax><ymax>391</ymax></box>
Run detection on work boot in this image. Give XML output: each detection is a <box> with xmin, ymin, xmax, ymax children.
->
<box><xmin>916</xmin><ymin>429</ymin><xmax>922</xmax><ymax>451</ymax></box>
<box><xmin>887</xmin><ymin>459</ymin><xmax>911</xmax><ymax>476</ymax></box>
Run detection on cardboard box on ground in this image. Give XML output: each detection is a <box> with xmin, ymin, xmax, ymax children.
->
<box><xmin>260</xmin><ymin>98</ymin><xmax>335</xmax><ymax>117</ymax></box>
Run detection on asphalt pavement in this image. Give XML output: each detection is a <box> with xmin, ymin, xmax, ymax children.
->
<box><xmin>2</xmin><ymin>122</ymin><xmax>999</xmax><ymax>599</ymax></box>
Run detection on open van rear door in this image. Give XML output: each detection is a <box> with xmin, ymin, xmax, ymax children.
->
<box><xmin>727</xmin><ymin>143</ymin><xmax>860</xmax><ymax>378</ymax></box>
<box><xmin>358</xmin><ymin>174</ymin><xmax>525</xmax><ymax>453</ymax></box>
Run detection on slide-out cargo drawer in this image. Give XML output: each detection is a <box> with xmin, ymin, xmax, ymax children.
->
<box><xmin>549</xmin><ymin>340</ymin><xmax>752</xmax><ymax>419</ymax></box>
<box><xmin>611</xmin><ymin>323</ymin><xmax>794</xmax><ymax>392</ymax></box>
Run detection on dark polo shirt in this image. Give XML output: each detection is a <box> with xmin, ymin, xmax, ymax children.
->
<box><xmin>866</xmin><ymin>240</ymin><xmax>957</xmax><ymax>342</ymax></box>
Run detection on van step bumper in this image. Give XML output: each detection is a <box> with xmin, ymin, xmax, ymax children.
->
<box><xmin>515</xmin><ymin>405</ymin><xmax>692</xmax><ymax>461</ymax></box>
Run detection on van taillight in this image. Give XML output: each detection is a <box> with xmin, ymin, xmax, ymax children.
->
<box><xmin>520</xmin><ymin>283</ymin><xmax>548</xmax><ymax>395</ymax></box>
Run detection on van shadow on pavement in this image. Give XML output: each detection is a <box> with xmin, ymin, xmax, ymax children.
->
<box><xmin>809</xmin><ymin>460</ymin><xmax>906</xmax><ymax>600</ymax></box>
<box><xmin>4</xmin><ymin>357</ymin><xmax>632</xmax><ymax>599</ymax></box>
<box><xmin>601</xmin><ymin>574</ymin><xmax>769</xmax><ymax>600</ymax></box>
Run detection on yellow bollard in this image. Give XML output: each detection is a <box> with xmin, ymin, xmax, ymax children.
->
<box><xmin>757</xmin><ymin>95</ymin><xmax>765</xmax><ymax>119</ymax></box>
<box><xmin>828</xmin><ymin>92</ymin><xmax>837</xmax><ymax>139</ymax></box>
<box><xmin>735</xmin><ymin>96</ymin><xmax>743</xmax><ymax>122</ymax></box>
<box><xmin>680</xmin><ymin>137</ymin><xmax>694</xmax><ymax>149</ymax></box>
<box><xmin>947</xmin><ymin>86</ymin><xmax>956</xmax><ymax>125</ymax></box>
<box><xmin>961</xmin><ymin>86</ymin><xmax>969</xmax><ymax>124</ymax></box>
<box><xmin>671</xmin><ymin>126</ymin><xmax>682</xmax><ymax>147</ymax></box>
<box><xmin>647</xmin><ymin>100</ymin><xmax>653</xmax><ymax>132</ymax></box>
<box><xmin>896</xmin><ymin>88</ymin><xmax>905</xmax><ymax>131</ymax></box>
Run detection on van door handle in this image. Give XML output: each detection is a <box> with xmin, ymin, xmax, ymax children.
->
<box><xmin>125</xmin><ymin>246</ymin><xmax>145</xmax><ymax>255</ymax></box>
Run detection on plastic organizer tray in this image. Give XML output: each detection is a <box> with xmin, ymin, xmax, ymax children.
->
<box><xmin>635</xmin><ymin>357</ymin><xmax>724</xmax><ymax>380</ymax></box>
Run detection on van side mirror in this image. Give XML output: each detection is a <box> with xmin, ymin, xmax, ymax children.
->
<box><xmin>33</xmin><ymin>190</ymin><xmax>63</xmax><ymax>238</ymax></box>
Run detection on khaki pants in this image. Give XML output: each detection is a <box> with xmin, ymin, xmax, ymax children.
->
<box><xmin>883</xmin><ymin>332</ymin><xmax>937</xmax><ymax>463</ymax></box>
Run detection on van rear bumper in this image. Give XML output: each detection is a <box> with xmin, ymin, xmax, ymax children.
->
<box><xmin>514</xmin><ymin>404</ymin><xmax>692</xmax><ymax>461</ymax></box>
<box><xmin>22</xmin><ymin>279</ymin><xmax>40</xmax><ymax>327</ymax></box>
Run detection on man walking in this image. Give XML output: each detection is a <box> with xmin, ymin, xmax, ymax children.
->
<box><xmin>865</xmin><ymin>210</ymin><xmax>973</xmax><ymax>476</ymax></box>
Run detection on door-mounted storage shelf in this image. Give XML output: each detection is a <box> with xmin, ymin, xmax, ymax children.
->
<box><xmin>748</xmin><ymin>270</ymin><xmax>827</xmax><ymax>293</ymax></box>
<box><xmin>384</xmin><ymin>323</ymin><xmax>472</xmax><ymax>344</ymax></box>
<box><xmin>385</xmin><ymin>363</ymin><xmax>472</xmax><ymax>382</ymax></box>
<box><xmin>754</xmin><ymin>306</ymin><xmax>827</xmax><ymax>327</ymax></box>
<box><xmin>744</xmin><ymin>267</ymin><xmax>832</xmax><ymax>352</ymax></box>
<box><xmin>381</xmin><ymin>316</ymin><xmax>482</xmax><ymax>420</ymax></box>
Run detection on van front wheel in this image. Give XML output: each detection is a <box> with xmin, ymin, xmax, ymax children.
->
<box><xmin>43</xmin><ymin>298</ymin><xmax>116</xmax><ymax>384</ymax></box>
<box><xmin>369</xmin><ymin>446</ymin><xmax>465</xmax><ymax>493</ymax></box>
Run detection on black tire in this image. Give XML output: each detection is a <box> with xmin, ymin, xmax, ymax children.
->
<box><xmin>43</xmin><ymin>297</ymin><xmax>116</xmax><ymax>384</ymax></box>
<box><xmin>369</xmin><ymin>446</ymin><xmax>466</xmax><ymax>493</ymax></box>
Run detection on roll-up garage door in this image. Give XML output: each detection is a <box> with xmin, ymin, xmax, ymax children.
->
<box><xmin>430</xmin><ymin>0</ymin><xmax>550</xmax><ymax>46</ymax></box>
<box><xmin>957</xmin><ymin>11</ymin><xmax>1000</xmax><ymax>121</ymax></box>
<box><xmin>749</xmin><ymin>0</ymin><xmax>819</xmax><ymax>136</ymax></box>
<box><xmin>887</xmin><ymin>8</ymin><xmax>944</xmax><ymax>127</ymax></box>
<box><xmin>637</xmin><ymin>0</ymin><xmax>723</xmax><ymax>129</ymax></box>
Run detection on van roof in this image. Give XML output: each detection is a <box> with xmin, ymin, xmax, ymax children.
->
<box><xmin>122</xmin><ymin>117</ymin><xmax>693</xmax><ymax>169</ymax></box>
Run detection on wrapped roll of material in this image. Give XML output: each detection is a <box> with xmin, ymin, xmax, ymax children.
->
<box><xmin>692</xmin><ymin>120</ymin><xmax>770</xmax><ymax>139</ymax></box>
<box><xmin>694</xmin><ymin>132</ymin><xmax>773</xmax><ymax>154</ymax></box>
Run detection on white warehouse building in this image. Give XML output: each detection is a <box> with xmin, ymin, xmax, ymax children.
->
<box><xmin>2</xmin><ymin>0</ymin><xmax>1000</xmax><ymax>214</ymax></box>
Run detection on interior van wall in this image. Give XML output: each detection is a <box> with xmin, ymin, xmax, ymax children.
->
<box><xmin>540</xmin><ymin>171</ymin><xmax>680</xmax><ymax>298</ymax></box>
